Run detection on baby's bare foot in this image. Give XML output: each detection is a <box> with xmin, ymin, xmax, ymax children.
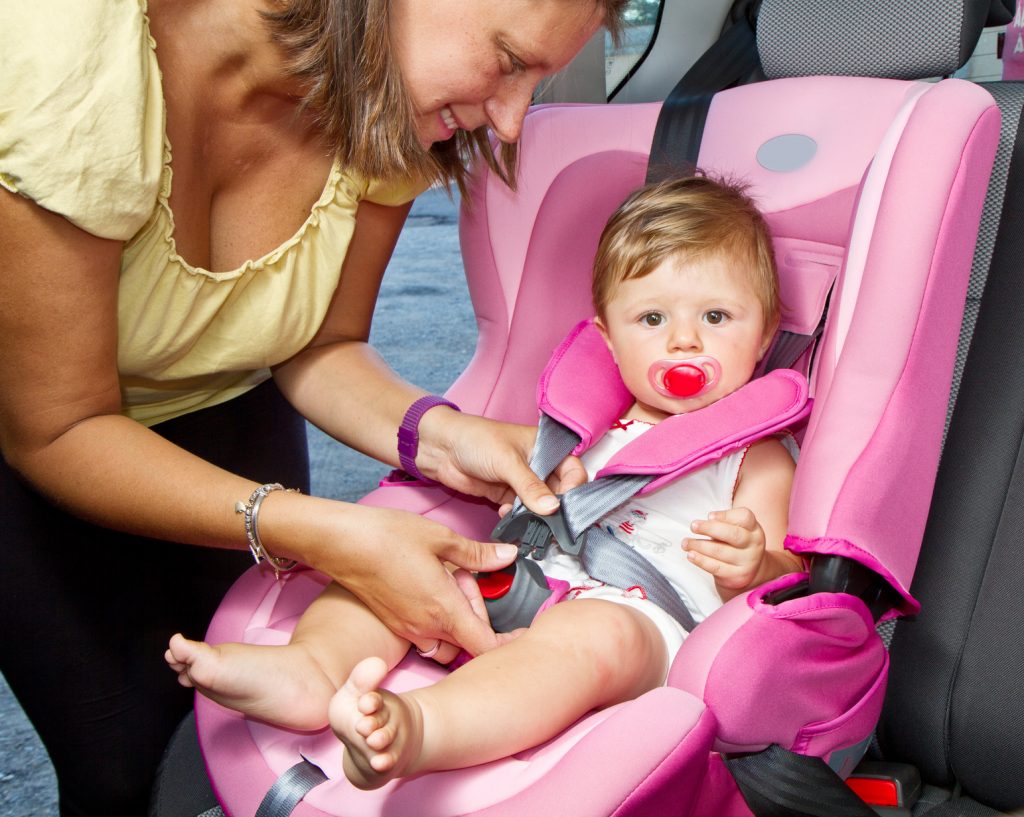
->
<box><xmin>329</xmin><ymin>657</ymin><xmax>425</xmax><ymax>790</ymax></box>
<box><xmin>165</xmin><ymin>633</ymin><xmax>335</xmax><ymax>730</ymax></box>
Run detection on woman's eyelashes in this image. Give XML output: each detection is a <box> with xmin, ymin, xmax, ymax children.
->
<box><xmin>498</xmin><ymin>41</ymin><xmax>528</xmax><ymax>75</ymax></box>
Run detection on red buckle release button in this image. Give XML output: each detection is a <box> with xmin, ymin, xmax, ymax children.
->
<box><xmin>477</xmin><ymin>571</ymin><xmax>515</xmax><ymax>599</ymax></box>
<box><xmin>847</xmin><ymin>777</ymin><xmax>900</xmax><ymax>807</ymax></box>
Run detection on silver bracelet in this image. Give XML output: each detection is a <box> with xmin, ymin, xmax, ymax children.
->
<box><xmin>234</xmin><ymin>483</ymin><xmax>300</xmax><ymax>579</ymax></box>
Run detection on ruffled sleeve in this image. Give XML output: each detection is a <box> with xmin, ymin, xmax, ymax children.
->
<box><xmin>0</xmin><ymin>0</ymin><xmax>164</xmax><ymax>240</ymax></box>
<box><xmin>362</xmin><ymin>174</ymin><xmax>431</xmax><ymax>207</ymax></box>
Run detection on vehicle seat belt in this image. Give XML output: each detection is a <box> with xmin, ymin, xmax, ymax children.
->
<box><xmin>646</xmin><ymin>0</ymin><xmax>761</xmax><ymax>185</ymax></box>
<box><xmin>726</xmin><ymin>745</ymin><xmax>879</xmax><ymax>817</ymax></box>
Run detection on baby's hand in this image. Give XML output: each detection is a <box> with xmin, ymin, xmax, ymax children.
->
<box><xmin>684</xmin><ymin>507</ymin><xmax>767</xmax><ymax>596</ymax></box>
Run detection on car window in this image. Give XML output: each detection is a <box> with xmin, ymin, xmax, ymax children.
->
<box><xmin>606</xmin><ymin>0</ymin><xmax>663</xmax><ymax>98</ymax></box>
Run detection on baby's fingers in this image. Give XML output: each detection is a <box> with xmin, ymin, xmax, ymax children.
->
<box><xmin>683</xmin><ymin>541</ymin><xmax>726</xmax><ymax>577</ymax></box>
<box><xmin>708</xmin><ymin>507</ymin><xmax>758</xmax><ymax>530</ymax></box>
<box><xmin>690</xmin><ymin>517</ymin><xmax>749</xmax><ymax>549</ymax></box>
<box><xmin>684</xmin><ymin>536</ymin><xmax>739</xmax><ymax>566</ymax></box>
<box><xmin>684</xmin><ymin>538</ymin><xmax>755</xmax><ymax>589</ymax></box>
<box><xmin>683</xmin><ymin>540</ymin><xmax>749</xmax><ymax>586</ymax></box>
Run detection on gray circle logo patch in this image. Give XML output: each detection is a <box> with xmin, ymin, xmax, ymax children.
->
<box><xmin>756</xmin><ymin>134</ymin><xmax>818</xmax><ymax>172</ymax></box>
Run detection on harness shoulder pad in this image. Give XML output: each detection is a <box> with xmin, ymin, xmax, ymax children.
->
<box><xmin>537</xmin><ymin>320</ymin><xmax>633</xmax><ymax>454</ymax></box>
<box><xmin>596</xmin><ymin>368</ymin><xmax>810</xmax><ymax>495</ymax></box>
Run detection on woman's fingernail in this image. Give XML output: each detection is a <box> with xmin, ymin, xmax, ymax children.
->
<box><xmin>496</xmin><ymin>544</ymin><xmax>518</xmax><ymax>560</ymax></box>
<box><xmin>538</xmin><ymin>495</ymin><xmax>560</xmax><ymax>513</ymax></box>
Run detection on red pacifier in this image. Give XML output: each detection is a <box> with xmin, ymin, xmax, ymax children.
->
<box><xmin>648</xmin><ymin>356</ymin><xmax>722</xmax><ymax>398</ymax></box>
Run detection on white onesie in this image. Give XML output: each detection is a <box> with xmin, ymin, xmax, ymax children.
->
<box><xmin>536</xmin><ymin>417</ymin><xmax>750</xmax><ymax>665</ymax></box>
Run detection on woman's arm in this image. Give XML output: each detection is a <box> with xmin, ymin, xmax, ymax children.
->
<box><xmin>275</xmin><ymin>198</ymin><xmax>586</xmax><ymax>510</ymax></box>
<box><xmin>0</xmin><ymin>190</ymin><xmax>515</xmax><ymax>658</ymax></box>
<box><xmin>0</xmin><ymin>188</ymin><xmax>258</xmax><ymax>546</ymax></box>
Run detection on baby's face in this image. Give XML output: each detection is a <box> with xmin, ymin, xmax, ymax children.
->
<box><xmin>597</xmin><ymin>253</ymin><xmax>773</xmax><ymax>423</ymax></box>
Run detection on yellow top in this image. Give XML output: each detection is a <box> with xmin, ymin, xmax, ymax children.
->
<box><xmin>0</xmin><ymin>0</ymin><xmax>424</xmax><ymax>425</ymax></box>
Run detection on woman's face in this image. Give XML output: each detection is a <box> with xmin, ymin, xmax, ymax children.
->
<box><xmin>390</xmin><ymin>0</ymin><xmax>604</xmax><ymax>147</ymax></box>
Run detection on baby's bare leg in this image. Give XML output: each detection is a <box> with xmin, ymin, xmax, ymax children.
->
<box><xmin>330</xmin><ymin>599</ymin><xmax>667</xmax><ymax>789</ymax></box>
<box><xmin>166</xmin><ymin>583</ymin><xmax>408</xmax><ymax>730</ymax></box>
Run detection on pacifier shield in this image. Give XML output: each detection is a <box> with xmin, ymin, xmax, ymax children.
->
<box><xmin>648</xmin><ymin>356</ymin><xmax>721</xmax><ymax>398</ymax></box>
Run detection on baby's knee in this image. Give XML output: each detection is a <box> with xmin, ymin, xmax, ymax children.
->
<box><xmin>540</xmin><ymin>599</ymin><xmax>663</xmax><ymax>668</ymax></box>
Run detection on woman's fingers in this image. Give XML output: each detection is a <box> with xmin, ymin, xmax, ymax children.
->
<box><xmin>418</xmin><ymin>413</ymin><xmax>582</xmax><ymax>517</ymax></box>
<box><xmin>548</xmin><ymin>454</ymin><xmax>588</xmax><ymax>495</ymax></box>
<box><xmin>322</xmin><ymin>506</ymin><xmax>509</xmax><ymax>655</ymax></box>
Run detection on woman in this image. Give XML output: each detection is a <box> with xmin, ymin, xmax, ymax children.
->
<box><xmin>0</xmin><ymin>0</ymin><xmax>624</xmax><ymax>814</ymax></box>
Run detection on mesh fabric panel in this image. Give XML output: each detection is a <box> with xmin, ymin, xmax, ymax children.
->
<box><xmin>758</xmin><ymin>0</ymin><xmax>969</xmax><ymax>80</ymax></box>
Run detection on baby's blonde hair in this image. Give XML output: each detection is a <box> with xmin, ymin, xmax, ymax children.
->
<box><xmin>592</xmin><ymin>175</ymin><xmax>779</xmax><ymax>331</ymax></box>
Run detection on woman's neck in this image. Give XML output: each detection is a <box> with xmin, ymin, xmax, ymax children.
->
<box><xmin>149</xmin><ymin>0</ymin><xmax>309</xmax><ymax>114</ymax></box>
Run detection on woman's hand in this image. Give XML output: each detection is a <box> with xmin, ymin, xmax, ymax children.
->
<box><xmin>418</xmin><ymin>568</ymin><xmax>526</xmax><ymax>665</ymax></box>
<box><xmin>302</xmin><ymin>499</ymin><xmax>521</xmax><ymax>658</ymax></box>
<box><xmin>415</xmin><ymin>408</ymin><xmax>588</xmax><ymax>515</ymax></box>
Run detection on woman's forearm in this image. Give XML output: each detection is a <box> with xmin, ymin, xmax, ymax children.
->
<box><xmin>8</xmin><ymin>408</ymin><xmax>377</xmax><ymax>581</ymax></box>
<box><xmin>274</xmin><ymin>339</ymin><xmax>429</xmax><ymax>467</ymax></box>
<box><xmin>10</xmin><ymin>412</ymin><xmax>278</xmax><ymax>550</ymax></box>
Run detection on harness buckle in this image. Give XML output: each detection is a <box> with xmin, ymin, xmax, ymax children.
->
<box><xmin>491</xmin><ymin>499</ymin><xmax>586</xmax><ymax>559</ymax></box>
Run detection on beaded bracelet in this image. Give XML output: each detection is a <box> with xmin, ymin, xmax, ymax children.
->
<box><xmin>234</xmin><ymin>483</ymin><xmax>301</xmax><ymax>579</ymax></box>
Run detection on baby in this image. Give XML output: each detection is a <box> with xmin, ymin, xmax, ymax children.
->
<box><xmin>166</xmin><ymin>174</ymin><xmax>803</xmax><ymax>789</ymax></box>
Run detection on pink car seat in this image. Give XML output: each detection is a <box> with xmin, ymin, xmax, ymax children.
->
<box><xmin>187</xmin><ymin>3</ymin><xmax>1002</xmax><ymax>815</ymax></box>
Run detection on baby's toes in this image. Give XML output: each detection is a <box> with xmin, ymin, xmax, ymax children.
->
<box><xmin>355</xmin><ymin>711</ymin><xmax>382</xmax><ymax>739</ymax></box>
<box><xmin>365</xmin><ymin>721</ymin><xmax>397</xmax><ymax>752</ymax></box>
<box><xmin>357</xmin><ymin>690</ymin><xmax>384</xmax><ymax>717</ymax></box>
<box><xmin>369</xmin><ymin>749</ymin><xmax>397</xmax><ymax>773</ymax></box>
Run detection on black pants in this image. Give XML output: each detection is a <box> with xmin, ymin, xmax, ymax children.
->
<box><xmin>0</xmin><ymin>381</ymin><xmax>310</xmax><ymax>817</ymax></box>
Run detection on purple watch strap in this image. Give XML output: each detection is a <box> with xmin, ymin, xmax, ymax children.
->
<box><xmin>397</xmin><ymin>396</ymin><xmax>461</xmax><ymax>482</ymax></box>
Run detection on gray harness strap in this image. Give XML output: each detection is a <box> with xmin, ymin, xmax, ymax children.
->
<box><xmin>581</xmin><ymin>526</ymin><xmax>699</xmax><ymax>631</ymax></box>
<box><xmin>254</xmin><ymin>758</ymin><xmax>328</xmax><ymax>817</ymax></box>
<box><xmin>496</xmin><ymin>364</ymin><xmax>812</xmax><ymax>633</ymax></box>
<box><xmin>493</xmin><ymin>414</ymin><xmax>699</xmax><ymax>631</ymax></box>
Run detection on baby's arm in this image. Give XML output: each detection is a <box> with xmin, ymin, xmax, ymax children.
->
<box><xmin>684</xmin><ymin>437</ymin><xmax>802</xmax><ymax>600</ymax></box>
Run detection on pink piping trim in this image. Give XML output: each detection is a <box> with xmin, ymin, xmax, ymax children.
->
<box><xmin>829</xmin><ymin>82</ymin><xmax>931</xmax><ymax>366</ymax></box>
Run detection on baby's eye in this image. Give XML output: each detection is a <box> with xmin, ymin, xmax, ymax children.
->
<box><xmin>704</xmin><ymin>310</ymin><xmax>728</xmax><ymax>325</ymax></box>
<box><xmin>641</xmin><ymin>312</ymin><xmax>665</xmax><ymax>327</ymax></box>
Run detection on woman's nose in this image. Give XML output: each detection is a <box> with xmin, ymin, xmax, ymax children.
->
<box><xmin>484</xmin><ymin>79</ymin><xmax>535</xmax><ymax>143</ymax></box>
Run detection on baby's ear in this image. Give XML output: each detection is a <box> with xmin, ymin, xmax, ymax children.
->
<box><xmin>757</xmin><ymin>319</ymin><xmax>780</xmax><ymax>361</ymax></box>
<box><xmin>594</xmin><ymin>316</ymin><xmax>617</xmax><ymax>361</ymax></box>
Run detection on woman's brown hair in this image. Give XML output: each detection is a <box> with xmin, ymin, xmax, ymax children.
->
<box><xmin>263</xmin><ymin>0</ymin><xmax>626</xmax><ymax>193</ymax></box>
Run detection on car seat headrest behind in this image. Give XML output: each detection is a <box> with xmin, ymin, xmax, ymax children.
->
<box><xmin>757</xmin><ymin>0</ymin><xmax>997</xmax><ymax>81</ymax></box>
